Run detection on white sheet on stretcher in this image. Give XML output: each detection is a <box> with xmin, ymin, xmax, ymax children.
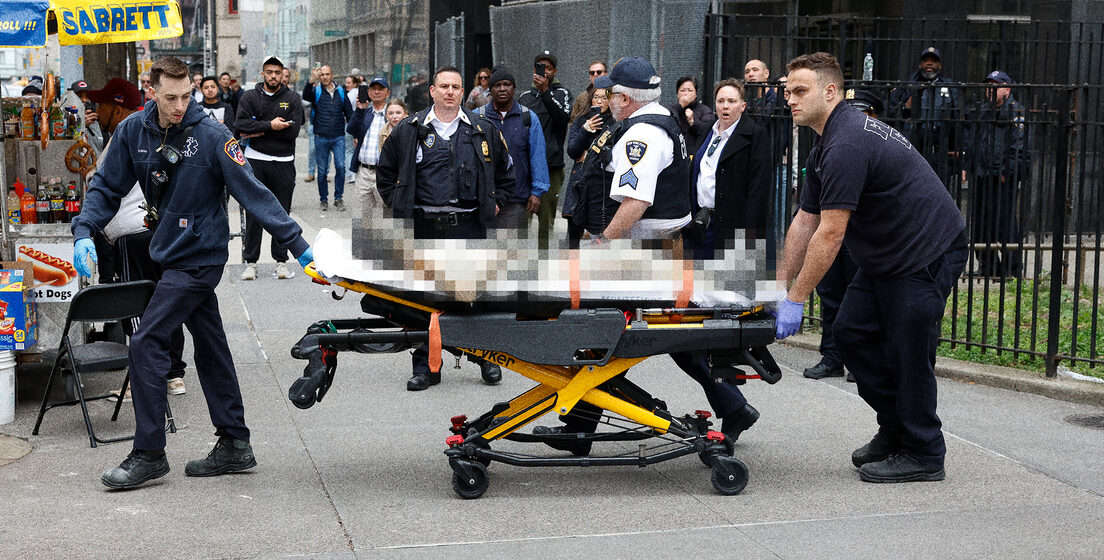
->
<box><xmin>312</xmin><ymin>228</ymin><xmax>786</xmax><ymax>307</ymax></box>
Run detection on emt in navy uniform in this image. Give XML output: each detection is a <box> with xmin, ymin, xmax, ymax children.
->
<box><xmin>376</xmin><ymin>65</ymin><xmax>516</xmax><ymax>391</ymax></box>
<box><xmin>72</xmin><ymin>57</ymin><xmax>314</xmax><ymax>491</ymax></box>
<box><xmin>776</xmin><ymin>53</ymin><xmax>968</xmax><ymax>483</ymax></box>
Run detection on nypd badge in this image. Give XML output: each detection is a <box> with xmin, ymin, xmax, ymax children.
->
<box><xmin>625</xmin><ymin>140</ymin><xmax>647</xmax><ymax>165</ymax></box>
<box><xmin>424</xmin><ymin>133</ymin><xmax>436</xmax><ymax>148</ymax></box>
<box><xmin>482</xmin><ymin>140</ymin><xmax>489</xmax><ymax>157</ymax></box>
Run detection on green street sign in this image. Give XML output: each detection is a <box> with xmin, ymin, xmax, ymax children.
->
<box><xmin>323</xmin><ymin>30</ymin><xmax>347</xmax><ymax>37</ymax></box>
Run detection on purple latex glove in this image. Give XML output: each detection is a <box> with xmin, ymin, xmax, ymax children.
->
<box><xmin>775</xmin><ymin>298</ymin><xmax>805</xmax><ymax>340</ymax></box>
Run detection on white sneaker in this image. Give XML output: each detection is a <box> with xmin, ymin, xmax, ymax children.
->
<box><xmin>274</xmin><ymin>262</ymin><xmax>294</xmax><ymax>279</ymax></box>
<box><xmin>241</xmin><ymin>263</ymin><xmax>257</xmax><ymax>281</ymax></box>
<box><xmin>167</xmin><ymin>377</ymin><xmax>186</xmax><ymax>395</ymax></box>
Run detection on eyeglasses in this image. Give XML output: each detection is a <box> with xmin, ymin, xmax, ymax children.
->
<box><xmin>706</xmin><ymin>134</ymin><xmax>723</xmax><ymax>157</ymax></box>
<box><xmin>589</xmin><ymin>70</ymin><xmax>604</xmax><ymax>76</ymax></box>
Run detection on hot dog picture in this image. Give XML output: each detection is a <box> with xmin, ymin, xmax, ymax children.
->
<box><xmin>17</xmin><ymin>246</ymin><xmax>78</xmax><ymax>287</ymax></box>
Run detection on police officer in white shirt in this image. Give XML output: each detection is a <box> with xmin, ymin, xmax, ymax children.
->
<box><xmin>594</xmin><ymin>57</ymin><xmax>691</xmax><ymax>242</ymax></box>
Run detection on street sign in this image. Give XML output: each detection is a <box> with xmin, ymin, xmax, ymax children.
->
<box><xmin>323</xmin><ymin>30</ymin><xmax>347</xmax><ymax>37</ymax></box>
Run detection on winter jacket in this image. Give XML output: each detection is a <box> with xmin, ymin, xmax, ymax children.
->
<box><xmin>518</xmin><ymin>81</ymin><xmax>572</xmax><ymax>168</ymax></box>
<box><xmin>73</xmin><ymin>99</ymin><xmax>309</xmax><ymax>266</ymax></box>
<box><xmin>475</xmin><ymin>102</ymin><xmax>550</xmax><ymax>201</ymax></box>
<box><xmin>234</xmin><ymin>82</ymin><xmax>304</xmax><ymax>157</ymax></box>
<box><xmin>303</xmin><ymin>82</ymin><xmax>352</xmax><ymax>138</ymax></box>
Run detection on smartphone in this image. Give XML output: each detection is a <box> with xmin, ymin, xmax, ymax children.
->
<box><xmin>358</xmin><ymin>84</ymin><xmax>369</xmax><ymax>103</ymax></box>
<box><xmin>587</xmin><ymin>105</ymin><xmax>601</xmax><ymax>119</ymax></box>
<box><xmin>534</xmin><ymin>62</ymin><xmax>547</xmax><ymax>77</ymax></box>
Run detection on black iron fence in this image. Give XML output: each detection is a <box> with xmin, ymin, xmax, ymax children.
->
<box><xmin>708</xmin><ymin>15</ymin><xmax>1104</xmax><ymax>376</ymax></box>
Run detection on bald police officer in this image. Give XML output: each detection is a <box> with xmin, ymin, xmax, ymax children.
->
<box><xmin>778</xmin><ymin>53</ymin><xmax>967</xmax><ymax>483</ymax></box>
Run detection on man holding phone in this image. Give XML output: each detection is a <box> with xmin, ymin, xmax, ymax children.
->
<box><xmin>347</xmin><ymin>77</ymin><xmax>392</xmax><ymax>215</ymax></box>
<box><xmin>234</xmin><ymin>55</ymin><xmax>305</xmax><ymax>281</ymax></box>
<box><xmin>519</xmin><ymin>51</ymin><xmax>572</xmax><ymax>249</ymax></box>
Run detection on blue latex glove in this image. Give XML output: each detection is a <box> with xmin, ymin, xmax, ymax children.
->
<box><xmin>74</xmin><ymin>238</ymin><xmax>98</xmax><ymax>278</ymax></box>
<box><xmin>296</xmin><ymin>246</ymin><xmax>314</xmax><ymax>268</ymax></box>
<box><xmin>775</xmin><ymin>298</ymin><xmax>805</xmax><ymax>340</ymax></box>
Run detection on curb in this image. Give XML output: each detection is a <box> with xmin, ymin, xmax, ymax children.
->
<box><xmin>781</xmin><ymin>334</ymin><xmax>1104</xmax><ymax>408</ymax></box>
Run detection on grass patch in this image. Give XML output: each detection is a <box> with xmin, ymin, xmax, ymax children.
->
<box><xmin>807</xmin><ymin>276</ymin><xmax>1104</xmax><ymax>380</ymax></box>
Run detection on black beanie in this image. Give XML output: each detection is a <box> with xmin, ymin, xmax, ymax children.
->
<box><xmin>489</xmin><ymin>66</ymin><xmax>515</xmax><ymax>87</ymax></box>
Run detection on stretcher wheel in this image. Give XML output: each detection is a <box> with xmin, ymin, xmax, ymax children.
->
<box><xmin>450</xmin><ymin>460</ymin><xmax>489</xmax><ymax>499</ymax></box>
<box><xmin>699</xmin><ymin>439</ymin><xmax>736</xmax><ymax>466</ymax></box>
<box><xmin>710</xmin><ymin>456</ymin><xmax>749</xmax><ymax>496</ymax></box>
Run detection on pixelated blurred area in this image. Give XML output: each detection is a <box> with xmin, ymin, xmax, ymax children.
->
<box><xmin>329</xmin><ymin>212</ymin><xmax>783</xmax><ymax>308</ymax></box>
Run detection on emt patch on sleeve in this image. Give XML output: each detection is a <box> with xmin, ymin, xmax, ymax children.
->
<box><xmin>625</xmin><ymin>140</ymin><xmax>647</xmax><ymax>165</ymax></box>
<box><xmin>619</xmin><ymin>168</ymin><xmax>639</xmax><ymax>190</ymax></box>
<box><xmin>224</xmin><ymin>138</ymin><xmax>246</xmax><ymax>166</ymax></box>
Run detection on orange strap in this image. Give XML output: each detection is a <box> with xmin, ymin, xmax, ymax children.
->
<box><xmin>569</xmin><ymin>250</ymin><xmax>580</xmax><ymax>309</ymax></box>
<box><xmin>671</xmin><ymin>258</ymin><xmax>693</xmax><ymax>323</ymax></box>
<box><xmin>428</xmin><ymin>312</ymin><xmax>442</xmax><ymax>374</ymax></box>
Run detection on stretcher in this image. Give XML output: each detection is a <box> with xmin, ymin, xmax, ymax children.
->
<box><xmin>289</xmin><ymin>231</ymin><xmax>782</xmax><ymax>499</ymax></box>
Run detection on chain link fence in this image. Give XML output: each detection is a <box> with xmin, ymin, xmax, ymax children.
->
<box><xmin>434</xmin><ymin>13</ymin><xmax>465</xmax><ymax>72</ymax></box>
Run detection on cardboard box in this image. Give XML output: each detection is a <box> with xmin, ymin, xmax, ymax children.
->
<box><xmin>0</xmin><ymin>263</ymin><xmax>38</xmax><ymax>351</ymax></box>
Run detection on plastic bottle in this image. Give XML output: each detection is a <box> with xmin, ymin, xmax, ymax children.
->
<box><xmin>863</xmin><ymin>53</ymin><xmax>874</xmax><ymax>82</ymax></box>
<box><xmin>35</xmin><ymin>185</ymin><xmax>51</xmax><ymax>224</ymax></box>
<box><xmin>50</xmin><ymin>180</ymin><xmax>67</xmax><ymax>223</ymax></box>
<box><xmin>49</xmin><ymin>105</ymin><xmax>65</xmax><ymax>139</ymax></box>
<box><xmin>18</xmin><ymin>179</ymin><xmax>36</xmax><ymax>224</ymax></box>
<box><xmin>65</xmin><ymin>181</ymin><xmax>81</xmax><ymax>221</ymax></box>
<box><xmin>20</xmin><ymin>103</ymin><xmax>35</xmax><ymax>140</ymax></box>
<box><xmin>7</xmin><ymin>188</ymin><xmax>21</xmax><ymax>225</ymax></box>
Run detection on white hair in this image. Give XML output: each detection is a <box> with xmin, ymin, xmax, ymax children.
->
<box><xmin>612</xmin><ymin>77</ymin><xmax>662</xmax><ymax>104</ymax></box>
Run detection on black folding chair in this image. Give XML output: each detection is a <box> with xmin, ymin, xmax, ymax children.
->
<box><xmin>32</xmin><ymin>281</ymin><xmax>176</xmax><ymax>447</ymax></box>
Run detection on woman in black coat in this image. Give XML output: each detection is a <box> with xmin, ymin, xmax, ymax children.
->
<box><xmin>562</xmin><ymin>87</ymin><xmax>615</xmax><ymax>241</ymax></box>
<box><xmin>687</xmin><ymin>78</ymin><xmax>771</xmax><ymax>258</ymax></box>
<box><xmin>668</xmin><ymin>76</ymin><xmax>716</xmax><ymax>156</ymax></box>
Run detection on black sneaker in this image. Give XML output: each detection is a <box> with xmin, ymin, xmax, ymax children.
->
<box><xmin>720</xmin><ymin>403</ymin><xmax>760</xmax><ymax>441</ymax></box>
<box><xmin>101</xmin><ymin>449</ymin><xmax>170</xmax><ymax>490</ymax></box>
<box><xmin>852</xmin><ymin>428</ymin><xmax>901</xmax><ymax>467</ymax></box>
<box><xmin>803</xmin><ymin>361</ymin><xmax>845</xmax><ymax>379</ymax></box>
<box><xmin>320</xmin><ymin>201</ymin><xmax>329</xmax><ymax>211</ymax></box>
<box><xmin>407</xmin><ymin>370</ymin><xmax>442</xmax><ymax>391</ymax></box>
<box><xmin>334</xmin><ymin>199</ymin><xmax>346</xmax><ymax>212</ymax></box>
<box><xmin>184</xmin><ymin>436</ymin><xmax>257</xmax><ymax>477</ymax></box>
<box><xmin>480</xmin><ymin>361</ymin><xmax>502</xmax><ymax>385</ymax></box>
<box><xmin>859</xmin><ymin>453</ymin><xmax>945</xmax><ymax>483</ymax></box>
<box><xmin>532</xmin><ymin>425</ymin><xmax>592</xmax><ymax>456</ymax></box>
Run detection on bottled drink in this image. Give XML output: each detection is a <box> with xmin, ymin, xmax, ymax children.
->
<box><xmin>50</xmin><ymin>181</ymin><xmax>67</xmax><ymax>223</ymax></box>
<box><xmin>65</xmin><ymin>181</ymin><xmax>81</xmax><ymax>221</ymax></box>
<box><xmin>863</xmin><ymin>53</ymin><xmax>874</xmax><ymax>82</ymax></box>
<box><xmin>20</xmin><ymin>103</ymin><xmax>35</xmax><ymax>140</ymax></box>
<box><xmin>50</xmin><ymin>105</ymin><xmax>66</xmax><ymax>139</ymax></box>
<box><xmin>35</xmin><ymin>185</ymin><xmax>51</xmax><ymax>224</ymax></box>
<box><xmin>7</xmin><ymin>188</ymin><xmax>21</xmax><ymax>225</ymax></box>
<box><xmin>18</xmin><ymin>179</ymin><xmax>36</xmax><ymax>224</ymax></box>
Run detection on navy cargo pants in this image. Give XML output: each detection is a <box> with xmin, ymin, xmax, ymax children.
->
<box><xmin>834</xmin><ymin>239</ymin><xmax>968</xmax><ymax>466</ymax></box>
<box><xmin>130</xmin><ymin>265</ymin><xmax>249</xmax><ymax>450</ymax></box>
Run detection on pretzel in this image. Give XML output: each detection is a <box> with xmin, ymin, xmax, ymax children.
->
<box><xmin>17</xmin><ymin>246</ymin><xmax>77</xmax><ymax>287</ymax></box>
<box><xmin>40</xmin><ymin>72</ymin><xmax>56</xmax><ymax>150</ymax></box>
<box><xmin>65</xmin><ymin>139</ymin><xmax>97</xmax><ymax>176</ymax></box>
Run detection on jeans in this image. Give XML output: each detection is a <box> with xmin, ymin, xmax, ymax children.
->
<box><xmin>307</xmin><ymin>122</ymin><xmax>316</xmax><ymax>175</ymax></box>
<box><xmin>314</xmin><ymin>135</ymin><xmax>346</xmax><ymax>202</ymax></box>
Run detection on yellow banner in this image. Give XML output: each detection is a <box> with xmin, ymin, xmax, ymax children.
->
<box><xmin>51</xmin><ymin>0</ymin><xmax>183</xmax><ymax>46</ymax></box>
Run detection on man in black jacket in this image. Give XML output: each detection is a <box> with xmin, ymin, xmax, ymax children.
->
<box><xmin>235</xmin><ymin>55</ymin><xmax>305</xmax><ymax>281</ymax></box>
<box><xmin>518</xmin><ymin>51</ymin><xmax>572</xmax><ymax>249</ymax></box>
<box><xmin>376</xmin><ymin>65</ymin><xmax>515</xmax><ymax>391</ymax></box>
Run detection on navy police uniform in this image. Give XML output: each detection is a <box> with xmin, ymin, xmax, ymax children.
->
<box><xmin>73</xmin><ymin>99</ymin><xmax>310</xmax><ymax>451</ymax></box>
<box><xmin>800</xmin><ymin>102</ymin><xmax>968</xmax><ymax>466</ymax></box>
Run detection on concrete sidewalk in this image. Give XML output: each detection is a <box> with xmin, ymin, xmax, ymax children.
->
<box><xmin>2</xmin><ymin>140</ymin><xmax>1101</xmax><ymax>559</ymax></box>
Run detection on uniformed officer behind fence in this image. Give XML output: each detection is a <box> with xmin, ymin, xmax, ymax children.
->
<box><xmin>376</xmin><ymin>65</ymin><xmax>516</xmax><ymax>391</ymax></box>
<box><xmin>776</xmin><ymin>52</ymin><xmax>968</xmax><ymax>484</ymax></box>
<box><xmin>72</xmin><ymin>56</ymin><xmax>315</xmax><ymax>490</ymax></box>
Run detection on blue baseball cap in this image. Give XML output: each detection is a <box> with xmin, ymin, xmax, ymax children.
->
<box><xmin>594</xmin><ymin>57</ymin><xmax>660</xmax><ymax>90</ymax></box>
<box><xmin>368</xmin><ymin>77</ymin><xmax>389</xmax><ymax>89</ymax></box>
<box><xmin>984</xmin><ymin>70</ymin><xmax>1012</xmax><ymax>84</ymax></box>
<box><xmin>919</xmin><ymin>46</ymin><xmax>942</xmax><ymax>61</ymax></box>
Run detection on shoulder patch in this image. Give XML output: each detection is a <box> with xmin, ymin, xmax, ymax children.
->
<box><xmin>618</xmin><ymin>168</ymin><xmax>639</xmax><ymax>190</ymax></box>
<box><xmin>625</xmin><ymin>140</ymin><xmax>647</xmax><ymax>165</ymax></box>
<box><xmin>224</xmin><ymin>138</ymin><xmax>246</xmax><ymax>166</ymax></box>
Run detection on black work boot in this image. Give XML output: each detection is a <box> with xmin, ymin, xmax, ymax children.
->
<box><xmin>407</xmin><ymin>370</ymin><xmax>441</xmax><ymax>391</ymax></box>
<box><xmin>532</xmin><ymin>425</ymin><xmax>593</xmax><ymax>457</ymax></box>
<box><xmin>803</xmin><ymin>360</ymin><xmax>845</xmax><ymax>379</ymax></box>
<box><xmin>480</xmin><ymin>361</ymin><xmax>502</xmax><ymax>385</ymax></box>
<box><xmin>101</xmin><ymin>449</ymin><xmax>170</xmax><ymax>490</ymax></box>
<box><xmin>859</xmin><ymin>453</ymin><xmax>945</xmax><ymax>483</ymax></box>
<box><xmin>720</xmin><ymin>403</ymin><xmax>760</xmax><ymax>442</ymax></box>
<box><xmin>185</xmin><ymin>436</ymin><xmax>257</xmax><ymax>477</ymax></box>
<box><xmin>852</xmin><ymin>428</ymin><xmax>901</xmax><ymax>467</ymax></box>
